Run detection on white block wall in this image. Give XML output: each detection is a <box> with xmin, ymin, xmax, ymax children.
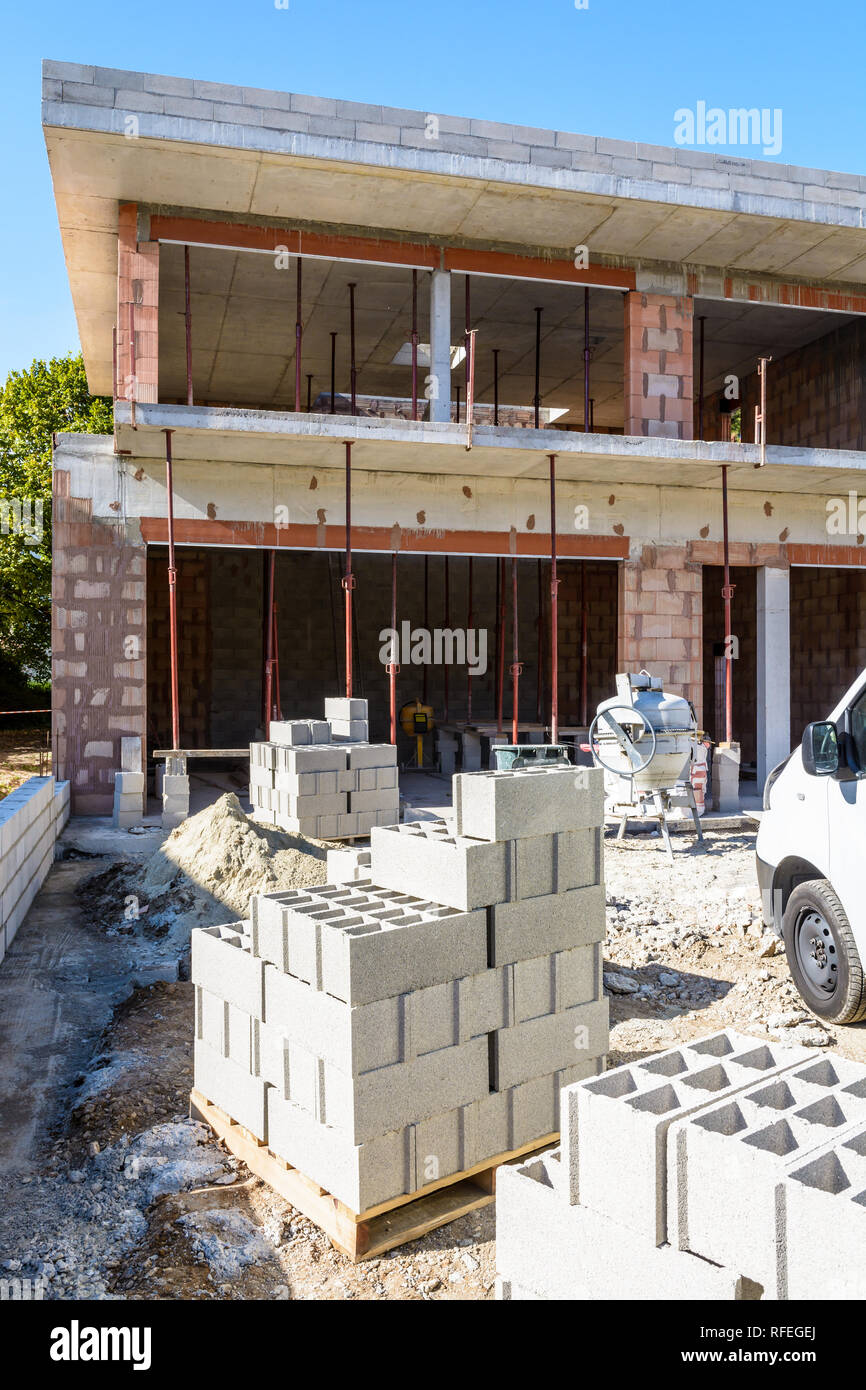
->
<box><xmin>0</xmin><ymin>777</ymin><xmax>70</xmax><ymax>965</ymax></box>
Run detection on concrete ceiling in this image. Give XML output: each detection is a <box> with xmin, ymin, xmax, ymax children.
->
<box><xmin>114</xmin><ymin>401</ymin><xmax>866</xmax><ymax>495</ymax></box>
<box><xmin>44</xmin><ymin>124</ymin><xmax>866</xmax><ymax>400</ymax></box>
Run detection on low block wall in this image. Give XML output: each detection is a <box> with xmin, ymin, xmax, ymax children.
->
<box><xmin>0</xmin><ymin>777</ymin><xmax>70</xmax><ymax>964</ymax></box>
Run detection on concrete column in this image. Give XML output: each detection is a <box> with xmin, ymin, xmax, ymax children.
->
<box><xmin>624</xmin><ymin>291</ymin><xmax>693</xmax><ymax>439</ymax></box>
<box><xmin>617</xmin><ymin>545</ymin><xmax>702</xmax><ymax>723</ymax></box>
<box><xmin>429</xmin><ymin>270</ymin><xmax>452</xmax><ymax>424</ymax></box>
<box><xmin>756</xmin><ymin>565</ymin><xmax>791</xmax><ymax>789</ymax></box>
<box><xmin>117</xmin><ymin>202</ymin><xmax>159</xmax><ymax>405</ymax></box>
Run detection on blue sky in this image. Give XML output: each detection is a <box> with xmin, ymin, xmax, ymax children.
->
<box><xmin>3</xmin><ymin>0</ymin><xmax>864</xmax><ymax>383</ymax></box>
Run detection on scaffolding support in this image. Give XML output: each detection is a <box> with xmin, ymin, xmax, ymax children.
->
<box><xmin>697</xmin><ymin>314</ymin><xmax>706</xmax><ymax>441</ymax></box>
<box><xmin>264</xmin><ymin>549</ymin><xmax>277</xmax><ymax>737</ymax></box>
<box><xmin>422</xmin><ymin>555</ymin><xmax>429</xmax><ymax>705</ymax></box>
<box><xmin>510</xmin><ymin>558</ymin><xmax>522</xmax><ymax>744</ymax></box>
<box><xmin>584</xmin><ymin>288</ymin><xmax>590</xmax><ymax>432</ymax></box>
<box><xmin>534</xmin><ymin>306</ymin><xmax>542</xmax><ymax>429</ymax></box>
<box><xmin>349</xmin><ymin>282</ymin><xmax>357</xmax><ymax>414</ymax></box>
<box><xmin>443</xmin><ymin>556</ymin><xmax>450</xmax><ymax>721</ymax></box>
<box><xmin>342</xmin><ymin>441</ymin><xmax>356</xmax><ymax>697</ymax></box>
<box><xmin>163</xmin><ymin>429</ymin><xmax>180</xmax><ymax>751</ymax></box>
<box><xmin>549</xmin><ymin>453</ymin><xmax>560</xmax><ymax>743</ymax></box>
<box><xmin>492</xmin><ymin>348</ymin><xmax>500</xmax><ymax>426</ymax></box>
<box><xmin>184</xmin><ymin>245</ymin><xmax>193</xmax><ymax>407</ymax></box>
<box><xmin>467</xmin><ymin>557</ymin><xmax>474</xmax><ymax>724</ymax></box>
<box><xmin>411</xmin><ymin>269</ymin><xmax>419</xmax><ymax>421</ymax></box>
<box><xmin>721</xmin><ymin>463</ymin><xmax>734</xmax><ymax>743</ymax></box>
<box><xmin>330</xmin><ymin>332</ymin><xmax>337</xmax><ymax>414</ymax></box>
<box><xmin>295</xmin><ymin>258</ymin><xmax>303</xmax><ymax>413</ymax></box>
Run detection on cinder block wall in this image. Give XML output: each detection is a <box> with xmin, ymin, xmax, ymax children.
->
<box><xmin>52</xmin><ymin>470</ymin><xmax>147</xmax><ymax>815</ymax></box>
<box><xmin>618</xmin><ymin>544</ymin><xmax>702</xmax><ymax>722</ymax></box>
<box><xmin>624</xmin><ymin>292</ymin><xmax>694</xmax><ymax>439</ymax></box>
<box><xmin>549</xmin><ymin>561</ymin><xmax>618</xmax><ymax>723</ymax></box>
<box><xmin>790</xmin><ymin>566</ymin><xmax>866</xmax><ymax>739</ymax></box>
<box><xmin>740</xmin><ymin>318</ymin><xmax>866</xmax><ymax>451</ymax></box>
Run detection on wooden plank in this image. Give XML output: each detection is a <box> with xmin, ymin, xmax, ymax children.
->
<box><xmin>153</xmin><ymin>749</ymin><xmax>250</xmax><ymax>759</ymax></box>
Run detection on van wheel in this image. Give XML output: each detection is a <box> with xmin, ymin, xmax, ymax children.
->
<box><xmin>782</xmin><ymin>880</ymin><xmax>866</xmax><ymax>1025</ymax></box>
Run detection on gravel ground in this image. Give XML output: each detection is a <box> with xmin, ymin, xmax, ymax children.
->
<box><xmin>2</xmin><ymin>821</ymin><xmax>863</xmax><ymax>1302</ymax></box>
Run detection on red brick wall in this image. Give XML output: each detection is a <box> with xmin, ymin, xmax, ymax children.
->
<box><xmin>618</xmin><ymin>545</ymin><xmax>703</xmax><ymax>721</ymax></box>
<box><xmin>624</xmin><ymin>292</ymin><xmax>694</xmax><ymax>439</ymax></box>
<box><xmin>52</xmin><ymin>470</ymin><xmax>147</xmax><ymax>815</ymax></box>
<box><xmin>740</xmin><ymin>318</ymin><xmax>866</xmax><ymax>451</ymax></box>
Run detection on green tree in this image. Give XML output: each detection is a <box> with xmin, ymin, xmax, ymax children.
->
<box><xmin>0</xmin><ymin>353</ymin><xmax>112</xmax><ymax>690</ymax></box>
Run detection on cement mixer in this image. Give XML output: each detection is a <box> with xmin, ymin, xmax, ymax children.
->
<box><xmin>589</xmin><ymin>671</ymin><xmax>703</xmax><ymax>858</ymax></box>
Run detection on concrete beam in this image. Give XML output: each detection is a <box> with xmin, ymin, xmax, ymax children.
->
<box><xmin>756</xmin><ymin>565</ymin><xmax>791</xmax><ymax>789</ymax></box>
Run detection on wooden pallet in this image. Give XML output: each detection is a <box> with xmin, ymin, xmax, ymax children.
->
<box><xmin>190</xmin><ymin>1089</ymin><xmax>556</xmax><ymax>1262</ymax></box>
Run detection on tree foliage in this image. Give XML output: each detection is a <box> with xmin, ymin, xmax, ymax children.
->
<box><xmin>0</xmin><ymin>353</ymin><xmax>112</xmax><ymax>689</ymax></box>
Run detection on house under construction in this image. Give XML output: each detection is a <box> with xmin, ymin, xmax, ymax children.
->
<box><xmin>42</xmin><ymin>59</ymin><xmax>866</xmax><ymax>813</ymax></box>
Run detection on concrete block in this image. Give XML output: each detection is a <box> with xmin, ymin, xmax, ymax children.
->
<box><xmin>162</xmin><ymin>774</ymin><xmax>189</xmax><ymax>797</ymax></box>
<box><xmin>268</xmin><ymin>721</ymin><xmax>312</xmax><ymax>745</ymax></box>
<box><xmin>255</xmin><ymin>883</ymin><xmax>487</xmax><ymax>1004</ymax></box>
<box><xmin>194</xmin><ymin>1039</ymin><xmax>268</xmax><ymax>1141</ymax></box>
<box><xmin>115</xmin><ymin>771</ymin><xmax>145</xmax><ymax>794</ymax></box>
<box><xmin>226</xmin><ymin>1002</ymin><xmax>255</xmax><ymax>1072</ymax></box>
<box><xmin>376</xmin><ymin>766</ymin><xmax>398</xmax><ymax>790</ymax></box>
<box><xmin>195</xmin><ymin>985</ymin><xmax>228</xmax><ymax>1055</ymax></box>
<box><xmin>782</xmin><ymin>1118</ymin><xmax>866</xmax><ymax>1299</ymax></box>
<box><xmin>325</xmin><ymin>697</ymin><xmax>368</xmax><ymax>722</ymax></box>
<box><xmin>330</xmin><ymin>719</ymin><xmax>369</xmax><ymax>741</ymax></box>
<box><xmin>349</xmin><ymin>788</ymin><xmax>399</xmax><ymax>815</ymax></box>
<box><xmin>713</xmin><ymin>742</ymin><xmax>741</xmax><ymax>813</ymax></box>
<box><xmin>190</xmin><ymin>923</ymin><xmax>265</xmax><ymax>1018</ymax></box>
<box><xmin>563</xmin><ymin>1031</ymin><xmax>811</xmax><ymax>1245</ymax></box>
<box><xmin>490</xmin><ymin>884</ymin><xmax>605</xmax><ymax>965</ymax></box>
<box><xmin>120</xmin><ymin>736</ymin><xmax>143</xmax><ymax>772</ymax></box>
<box><xmin>346</xmin><ymin>743</ymin><xmax>397</xmax><ymax>770</ymax></box>
<box><xmin>496</xmin><ymin>1149</ymin><xmax>756</xmax><ymax>1301</ymax></box>
<box><xmin>307</xmin><ymin>720</ymin><xmax>331</xmax><ymax>743</ymax></box>
<box><xmin>263</xmin><ymin>966</ymin><xmax>402</xmax><ymax>1074</ymax></box>
<box><xmin>282</xmin><ymin>744</ymin><xmax>347</xmax><ymax>774</ymax></box>
<box><xmin>266</xmin><ymin>1086</ymin><xmax>408</xmax><ymax>1212</ymax></box>
<box><xmin>370</xmin><ymin>820</ymin><xmax>510</xmax><ymax>910</ymax></box>
<box><xmin>326</xmin><ymin>846</ymin><xmax>372</xmax><ymax>884</ymax></box>
<box><xmin>669</xmin><ymin>1052</ymin><xmax>866</xmax><ymax>1294</ymax></box>
<box><xmin>454</xmin><ymin>766</ymin><xmax>603</xmax><ymax>841</ymax></box>
<box><xmin>313</xmin><ymin>1036</ymin><xmax>489</xmax><ymax>1143</ymax></box>
<box><xmin>492</xmin><ymin>998</ymin><xmax>608</xmax><ymax>1090</ymax></box>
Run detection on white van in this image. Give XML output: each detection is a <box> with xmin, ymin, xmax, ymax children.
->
<box><xmin>757</xmin><ymin>670</ymin><xmax>866</xmax><ymax>1024</ymax></box>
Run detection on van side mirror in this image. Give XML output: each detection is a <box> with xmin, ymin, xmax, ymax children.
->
<box><xmin>802</xmin><ymin>721</ymin><xmax>839</xmax><ymax>776</ymax></box>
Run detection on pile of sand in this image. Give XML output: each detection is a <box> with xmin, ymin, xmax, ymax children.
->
<box><xmin>140</xmin><ymin>793</ymin><xmax>329</xmax><ymax>919</ymax></box>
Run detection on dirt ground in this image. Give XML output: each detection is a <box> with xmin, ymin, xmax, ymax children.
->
<box><xmin>0</xmin><ymin>726</ymin><xmax>51</xmax><ymax>798</ymax></box>
<box><xmin>1</xmin><ymin>809</ymin><xmax>863</xmax><ymax>1302</ymax></box>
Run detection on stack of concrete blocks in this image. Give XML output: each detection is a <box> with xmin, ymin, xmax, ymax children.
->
<box><xmin>161</xmin><ymin>754</ymin><xmax>190</xmax><ymax>831</ymax></box>
<box><xmin>113</xmin><ymin>736</ymin><xmax>145</xmax><ymax>828</ymax></box>
<box><xmin>192</xmin><ymin>764</ymin><xmax>608</xmax><ymax>1216</ymax></box>
<box><xmin>326</xmin><ymin>845</ymin><xmax>372</xmax><ymax>884</ymax></box>
<box><xmin>248</xmin><ymin>700</ymin><xmax>398</xmax><ymax>839</ymax></box>
<box><xmin>0</xmin><ymin>776</ymin><xmax>70</xmax><ymax>966</ymax></box>
<box><xmin>495</xmin><ymin>1029</ymin><xmax>866</xmax><ymax>1300</ymax></box>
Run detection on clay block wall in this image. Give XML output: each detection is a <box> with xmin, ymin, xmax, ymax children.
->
<box><xmin>740</xmin><ymin>318</ymin><xmax>866</xmax><ymax>452</ymax></box>
<box><xmin>624</xmin><ymin>292</ymin><xmax>694</xmax><ymax>439</ymax></box>
<box><xmin>618</xmin><ymin>545</ymin><xmax>702</xmax><ymax>723</ymax></box>
<box><xmin>790</xmin><ymin>566</ymin><xmax>866</xmax><ymax>739</ymax></box>
<box><xmin>52</xmin><ymin>470</ymin><xmax>147</xmax><ymax>815</ymax></box>
<box><xmin>701</xmin><ymin>566</ymin><xmax>757</xmax><ymax>764</ymax></box>
<box><xmin>210</xmin><ymin>551</ymin><xmax>263</xmax><ymax>747</ymax></box>
<box><xmin>146</xmin><ymin>548</ymin><xmax>210</xmax><ymax>751</ymax></box>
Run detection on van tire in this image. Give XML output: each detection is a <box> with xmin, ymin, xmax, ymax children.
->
<box><xmin>782</xmin><ymin>879</ymin><xmax>866</xmax><ymax>1025</ymax></box>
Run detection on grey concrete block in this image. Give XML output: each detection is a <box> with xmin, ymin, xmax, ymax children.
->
<box><xmin>330</xmin><ymin>719</ymin><xmax>369</xmax><ymax>741</ymax></box>
<box><xmin>266</xmin><ymin>1087</ymin><xmax>409</xmax><ymax>1212</ymax></box>
<box><xmin>349</xmin><ymin>789</ymin><xmax>399</xmax><ymax>815</ymax></box>
<box><xmin>564</xmin><ymin>1031</ymin><xmax>811</xmax><ymax>1245</ymax></box>
<box><xmin>308</xmin><ymin>720</ymin><xmax>331</xmax><ymax>743</ymax></box>
<box><xmin>262</xmin><ymin>966</ymin><xmax>402</xmax><ymax>1074</ymax></box>
<box><xmin>194</xmin><ymin>1039</ymin><xmax>268</xmax><ymax>1141</ymax></box>
<box><xmin>269</xmin><ymin>720</ymin><xmax>311</xmax><ymax>745</ymax></box>
<box><xmin>492</xmin><ymin>998</ymin><xmax>608</xmax><ymax>1090</ymax></box>
<box><xmin>44</xmin><ymin>59</ymin><xmax>96</xmax><ymax>84</ymax></box>
<box><xmin>370</xmin><ymin>820</ymin><xmax>510</xmax><ymax>910</ymax></box>
<box><xmin>491</xmin><ymin>884</ymin><xmax>605</xmax><ymax>966</ymax></box>
<box><xmin>282</xmin><ymin>744</ymin><xmax>348</xmax><ymax>773</ymax></box>
<box><xmin>496</xmin><ymin>1150</ymin><xmax>755</xmax><ymax>1302</ymax></box>
<box><xmin>120</xmin><ymin>736</ymin><xmax>143</xmax><ymax>772</ymax></box>
<box><xmin>326</xmin><ymin>846</ymin><xmax>372</xmax><ymax>884</ymax></box>
<box><xmin>454</xmin><ymin>766</ymin><xmax>603</xmax><ymax>841</ymax></box>
<box><xmin>191</xmin><ymin>923</ymin><xmax>265</xmax><ymax>1018</ymax></box>
<box><xmin>195</xmin><ymin>985</ymin><xmax>227</xmax><ymax>1055</ymax></box>
<box><xmin>162</xmin><ymin>774</ymin><xmax>189</xmax><ymax>796</ymax></box>
<box><xmin>782</xmin><ymin>1118</ymin><xmax>866</xmax><ymax>1299</ymax></box>
<box><xmin>347</xmin><ymin>743</ymin><xmax>397</xmax><ymax>770</ymax></box>
<box><xmin>115</xmin><ymin>771</ymin><xmax>144</xmax><ymax>794</ymax></box>
<box><xmin>325</xmin><ymin>697</ymin><xmax>368</xmax><ymax>722</ymax></box>
<box><xmin>226</xmin><ymin>1002</ymin><xmax>254</xmax><ymax>1072</ymax></box>
<box><xmin>669</xmin><ymin>1052</ymin><xmax>866</xmax><ymax>1294</ymax></box>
